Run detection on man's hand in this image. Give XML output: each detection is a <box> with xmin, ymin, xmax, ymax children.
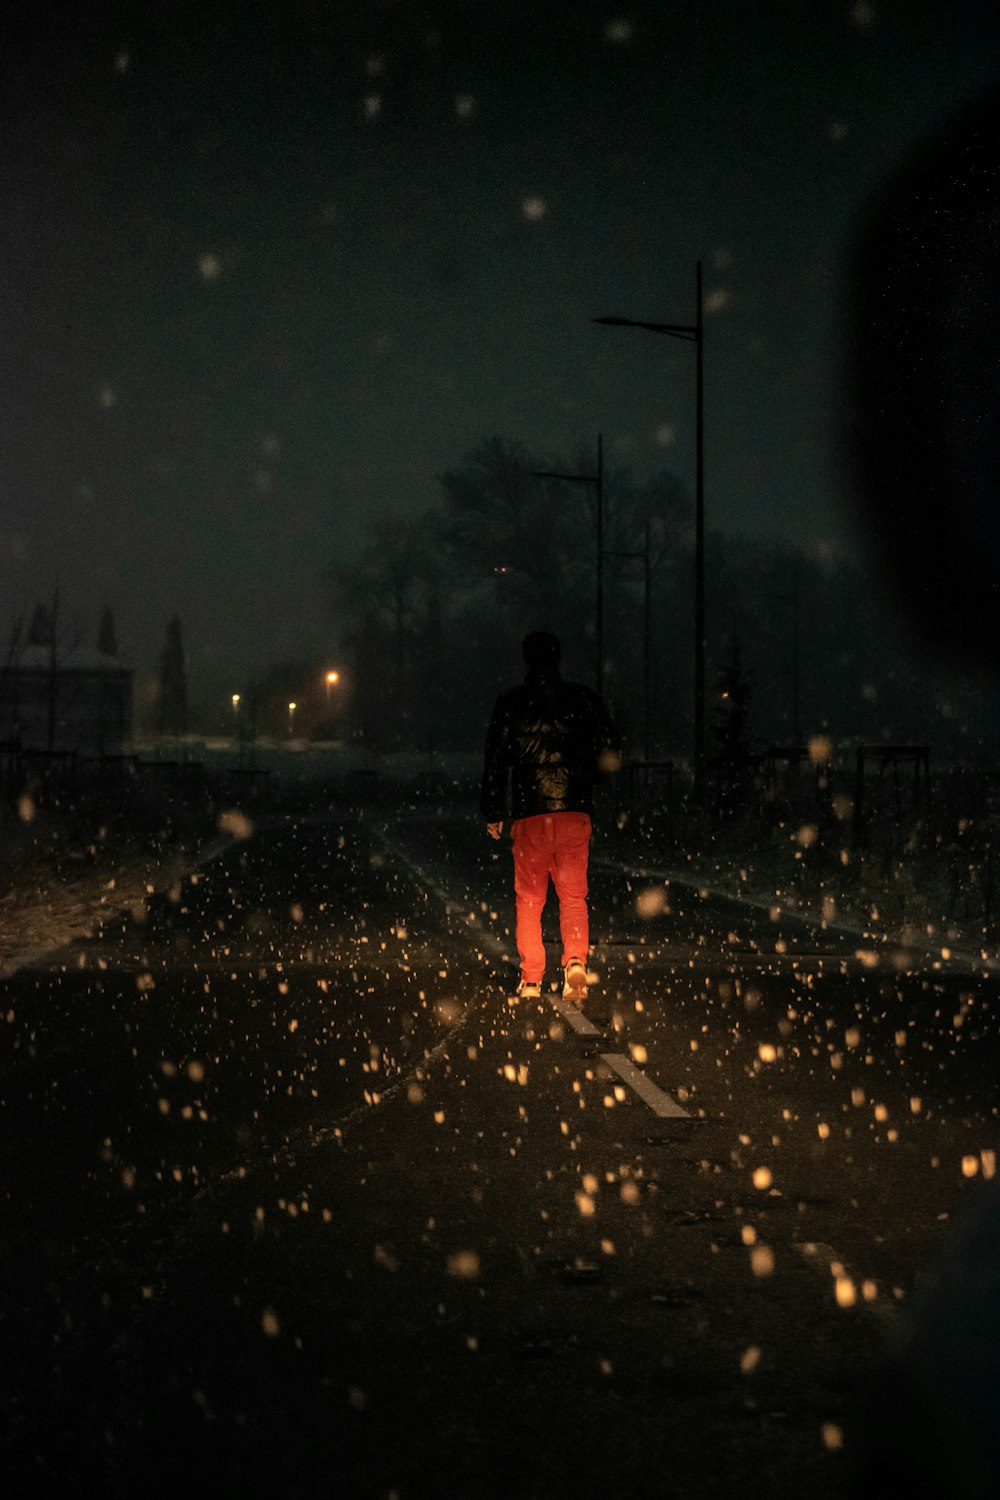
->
<box><xmin>486</xmin><ymin>821</ymin><xmax>504</xmax><ymax>840</ymax></box>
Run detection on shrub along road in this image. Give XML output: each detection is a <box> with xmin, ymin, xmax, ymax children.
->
<box><xmin>1</xmin><ymin>806</ymin><xmax>997</xmax><ymax>1497</ymax></box>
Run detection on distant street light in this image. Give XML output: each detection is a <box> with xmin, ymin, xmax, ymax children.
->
<box><xmin>288</xmin><ymin>701</ymin><xmax>297</xmax><ymax>736</ymax></box>
<box><xmin>595</xmin><ymin>261</ymin><xmax>706</xmax><ymax>802</ymax></box>
<box><xmin>231</xmin><ymin>694</ymin><xmax>241</xmax><ymax>745</ymax></box>
<box><xmin>530</xmin><ymin>433</ymin><xmax>604</xmax><ymax>693</ymax></box>
<box><xmin>324</xmin><ymin>669</ymin><xmax>340</xmax><ymax>710</ymax></box>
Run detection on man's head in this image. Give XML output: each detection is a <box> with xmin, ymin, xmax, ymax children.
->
<box><xmin>522</xmin><ymin>630</ymin><xmax>561</xmax><ymax>672</ymax></box>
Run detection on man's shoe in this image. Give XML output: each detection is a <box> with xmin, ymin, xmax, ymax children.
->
<box><xmin>562</xmin><ymin>959</ymin><xmax>588</xmax><ymax>1002</ymax></box>
<box><xmin>514</xmin><ymin>979</ymin><xmax>542</xmax><ymax>1000</ymax></box>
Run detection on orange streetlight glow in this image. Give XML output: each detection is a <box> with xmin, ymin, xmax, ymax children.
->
<box><xmin>324</xmin><ymin>671</ymin><xmax>341</xmax><ymax>723</ymax></box>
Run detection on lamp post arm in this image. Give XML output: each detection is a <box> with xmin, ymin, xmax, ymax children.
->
<box><xmin>593</xmin><ymin>317</ymin><xmax>696</xmax><ymax>341</ymax></box>
<box><xmin>529</xmin><ymin>470</ymin><xmax>598</xmax><ymax>484</ymax></box>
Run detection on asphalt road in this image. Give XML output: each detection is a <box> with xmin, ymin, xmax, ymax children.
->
<box><xmin>2</xmin><ymin>803</ymin><xmax>999</xmax><ymax>1498</ymax></box>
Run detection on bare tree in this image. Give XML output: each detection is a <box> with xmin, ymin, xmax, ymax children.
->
<box><xmin>327</xmin><ymin>437</ymin><xmax>691</xmax><ymax>753</ymax></box>
<box><xmin>439</xmin><ymin>436</ymin><xmax>585</xmax><ymax>617</ymax></box>
<box><xmin>328</xmin><ymin>510</ymin><xmax>441</xmax><ymax>749</ymax></box>
<box><xmin>157</xmin><ymin>616</ymin><xmax>187</xmax><ymax>737</ymax></box>
<box><xmin>27</xmin><ymin>603</ymin><xmax>53</xmax><ymax>646</ymax></box>
<box><xmin>97</xmin><ymin>605</ymin><xmax>118</xmax><ymax>658</ymax></box>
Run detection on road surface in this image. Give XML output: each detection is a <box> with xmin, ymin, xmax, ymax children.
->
<box><xmin>2</xmin><ymin>803</ymin><xmax>998</xmax><ymax>1497</ymax></box>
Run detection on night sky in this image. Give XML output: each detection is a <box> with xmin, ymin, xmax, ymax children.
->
<box><xmin>2</xmin><ymin>0</ymin><xmax>997</xmax><ymax>710</ymax></box>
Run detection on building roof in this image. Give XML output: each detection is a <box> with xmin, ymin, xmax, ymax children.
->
<box><xmin>8</xmin><ymin>644</ymin><xmax>131</xmax><ymax>674</ymax></box>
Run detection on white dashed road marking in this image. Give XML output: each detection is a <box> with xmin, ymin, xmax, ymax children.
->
<box><xmin>548</xmin><ymin>994</ymin><xmax>601</xmax><ymax>1036</ymax></box>
<box><xmin>600</xmin><ymin>1052</ymin><xmax>690</xmax><ymax>1118</ymax></box>
<box><xmin>382</xmin><ymin>828</ymin><xmax>693</xmax><ymax>1121</ymax></box>
<box><xmin>381</xmin><ymin>825</ymin><xmax>898</xmax><ymax>1319</ymax></box>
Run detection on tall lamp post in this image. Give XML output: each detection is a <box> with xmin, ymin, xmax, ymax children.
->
<box><xmin>595</xmin><ymin>260</ymin><xmax>705</xmax><ymax>803</ymax></box>
<box><xmin>530</xmin><ymin>433</ymin><xmax>604</xmax><ymax>693</ymax></box>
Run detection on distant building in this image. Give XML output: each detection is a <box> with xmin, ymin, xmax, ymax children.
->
<box><xmin>0</xmin><ymin>645</ymin><xmax>133</xmax><ymax>755</ymax></box>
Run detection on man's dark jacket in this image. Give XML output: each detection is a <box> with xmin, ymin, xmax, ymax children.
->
<box><xmin>480</xmin><ymin>668</ymin><xmax>621</xmax><ymax>822</ymax></box>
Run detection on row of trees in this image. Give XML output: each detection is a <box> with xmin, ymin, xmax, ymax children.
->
<box><xmin>327</xmin><ymin>436</ymin><xmax>1000</xmax><ymax>765</ymax></box>
<box><xmin>12</xmin><ymin>432</ymin><xmax>993</xmax><ymax>760</ymax></box>
<box><xmin>328</xmin><ymin>436</ymin><xmax>690</xmax><ymax>753</ymax></box>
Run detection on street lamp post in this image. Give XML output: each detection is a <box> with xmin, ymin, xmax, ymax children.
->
<box><xmin>287</xmin><ymin>701</ymin><xmax>296</xmax><ymax>738</ymax></box>
<box><xmin>595</xmin><ymin>260</ymin><xmax>705</xmax><ymax>803</ymax></box>
<box><xmin>530</xmin><ymin>433</ymin><xmax>604</xmax><ymax>693</ymax></box>
<box><xmin>231</xmin><ymin>693</ymin><xmax>240</xmax><ymax>745</ymax></box>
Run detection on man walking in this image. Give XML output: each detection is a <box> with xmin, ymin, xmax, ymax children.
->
<box><xmin>481</xmin><ymin>631</ymin><xmax>621</xmax><ymax>1002</ymax></box>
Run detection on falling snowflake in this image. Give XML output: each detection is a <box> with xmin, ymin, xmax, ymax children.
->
<box><xmin>704</xmin><ymin>287</ymin><xmax>730</xmax><ymax>314</ymax></box>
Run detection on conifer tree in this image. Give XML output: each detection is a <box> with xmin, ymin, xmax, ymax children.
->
<box><xmin>97</xmin><ymin>606</ymin><xmax>118</xmax><ymax>658</ymax></box>
<box><xmin>27</xmin><ymin>603</ymin><xmax>53</xmax><ymax>646</ymax></box>
<box><xmin>158</xmin><ymin>615</ymin><xmax>187</xmax><ymax>736</ymax></box>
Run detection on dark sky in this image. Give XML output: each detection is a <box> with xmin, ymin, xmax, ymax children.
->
<box><xmin>2</xmin><ymin>0</ymin><xmax>998</xmax><ymax>707</ymax></box>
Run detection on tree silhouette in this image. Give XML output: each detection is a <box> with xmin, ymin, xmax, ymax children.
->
<box><xmin>328</xmin><ymin>511</ymin><xmax>442</xmax><ymax>749</ymax></box>
<box><xmin>710</xmin><ymin>637</ymin><xmax>754</xmax><ymax>818</ymax></box>
<box><xmin>157</xmin><ymin>615</ymin><xmax>187</xmax><ymax>737</ymax></box>
<box><xmin>436</xmin><ymin>436</ymin><xmax>596</xmax><ymax>695</ymax></box>
<box><xmin>599</xmin><ymin>463</ymin><xmax>690</xmax><ymax>727</ymax></box>
<box><xmin>438</xmin><ymin>436</ymin><xmax>593</xmax><ymax>627</ymax></box>
<box><xmin>27</xmin><ymin>603</ymin><xmax>53</xmax><ymax>646</ymax></box>
<box><xmin>325</xmin><ymin>435</ymin><xmax>693</xmax><ymax>751</ymax></box>
<box><xmin>97</xmin><ymin>606</ymin><xmax>118</xmax><ymax>658</ymax></box>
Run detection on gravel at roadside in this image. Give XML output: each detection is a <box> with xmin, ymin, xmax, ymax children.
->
<box><xmin>0</xmin><ymin>803</ymin><xmax>230</xmax><ymax>977</ymax></box>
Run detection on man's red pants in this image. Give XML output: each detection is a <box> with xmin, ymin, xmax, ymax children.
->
<box><xmin>511</xmin><ymin>811</ymin><xmax>592</xmax><ymax>984</ymax></box>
